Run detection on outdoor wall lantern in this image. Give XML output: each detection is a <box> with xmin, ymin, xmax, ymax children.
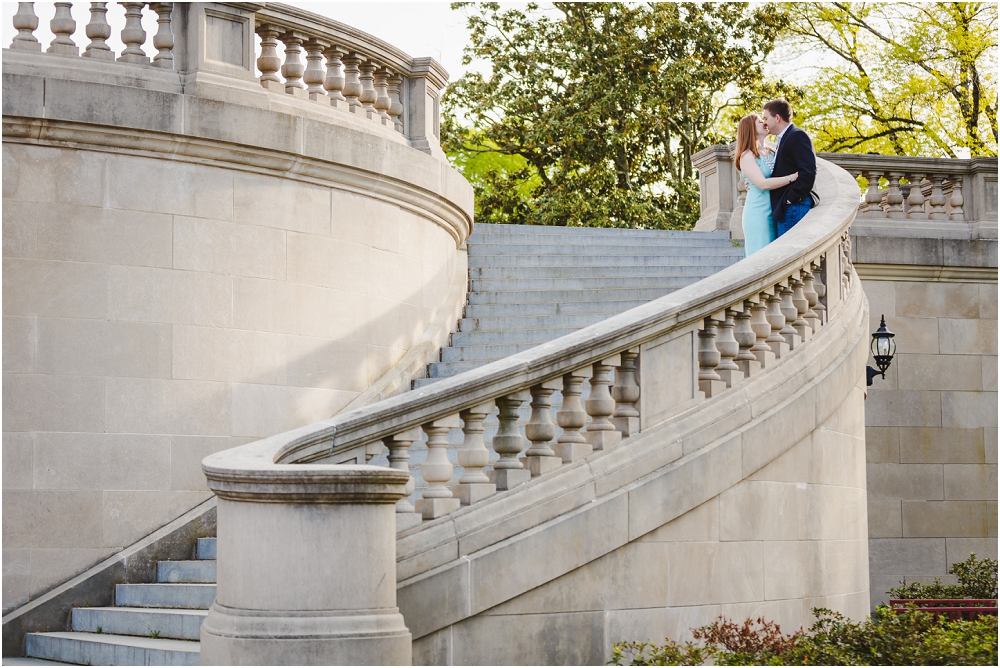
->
<box><xmin>866</xmin><ymin>315</ymin><xmax>896</xmax><ymax>386</ymax></box>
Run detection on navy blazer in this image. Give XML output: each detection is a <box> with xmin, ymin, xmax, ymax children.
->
<box><xmin>769</xmin><ymin>124</ymin><xmax>817</xmax><ymax>222</ymax></box>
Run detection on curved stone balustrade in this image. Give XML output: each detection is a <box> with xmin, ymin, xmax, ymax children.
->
<box><xmin>200</xmin><ymin>156</ymin><xmax>868</xmax><ymax>662</ymax></box>
<box><xmin>5</xmin><ymin>2</ymin><xmax>448</xmax><ymax>157</ymax></box>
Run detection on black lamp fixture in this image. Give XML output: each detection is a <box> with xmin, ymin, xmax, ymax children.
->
<box><xmin>866</xmin><ymin>315</ymin><xmax>896</xmax><ymax>386</ymax></box>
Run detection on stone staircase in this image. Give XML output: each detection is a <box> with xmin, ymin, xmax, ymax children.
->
<box><xmin>414</xmin><ymin>224</ymin><xmax>744</xmax><ymax>386</ymax></box>
<box><xmin>21</xmin><ymin>539</ymin><xmax>216</xmax><ymax>666</ymax></box>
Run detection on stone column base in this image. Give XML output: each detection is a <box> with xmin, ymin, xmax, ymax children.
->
<box><xmin>488</xmin><ymin>468</ymin><xmax>530</xmax><ymax>490</ymax></box>
<box><xmin>201</xmin><ymin>602</ymin><xmax>411</xmax><ymax>666</ymax></box>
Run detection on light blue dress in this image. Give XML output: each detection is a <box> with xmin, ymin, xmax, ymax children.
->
<box><xmin>742</xmin><ymin>154</ymin><xmax>777</xmax><ymax>257</ymax></box>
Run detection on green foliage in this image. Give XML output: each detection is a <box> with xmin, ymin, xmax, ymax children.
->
<box><xmin>889</xmin><ymin>553</ymin><xmax>999</xmax><ymax>600</ymax></box>
<box><xmin>442</xmin><ymin>2</ymin><xmax>788</xmax><ymax>228</ymax></box>
<box><xmin>611</xmin><ymin>607</ymin><xmax>999</xmax><ymax>666</ymax></box>
<box><xmin>779</xmin><ymin>2</ymin><xmax>997</xmax><ymax>157</ymax></box>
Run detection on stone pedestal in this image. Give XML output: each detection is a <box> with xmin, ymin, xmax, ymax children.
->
<box><xmin>585</xmin><ymin>430</ymin><xmax>621</xmax><ymax>451</ymax></box>
<box><xmin>200</xmin><ymin>463</ymin><xmax>412</xmax><ymax>665</ymax></box>
<box><xmin>488</xmin><ymin>468</ymin><xmax>531</xmax><ymax>490</ymax></box>
<box><xmin>610</xmin><ymin>416</ymin><xmax>640</xmax><ymax>437</ymax></box>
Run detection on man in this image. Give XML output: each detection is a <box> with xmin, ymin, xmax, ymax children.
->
<box><xmin>761</xmin><ymin>99</ymin><xmax>817</xmax><ymax>237</ymax></box>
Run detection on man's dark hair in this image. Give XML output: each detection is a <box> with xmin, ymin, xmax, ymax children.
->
<box><xmin>763</xmin><ymin>99</ymin><xmax>793</xmax><ymax>122</ymax></box>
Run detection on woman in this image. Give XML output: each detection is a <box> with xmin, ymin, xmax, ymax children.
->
<box><xmin>735</xmin><ymin>113</ymin><xmax>799</xmax><ymax>256</ymax></box>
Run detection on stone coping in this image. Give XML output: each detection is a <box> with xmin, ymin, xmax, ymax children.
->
<box><xmin>199</xmin><ymin>156</ymin><xmax>858</xmax><ymax>474</ymax></box>
<box><xmin>819</xmin><ymin>152</ymin><xmax>999</xmax><ymax>176</ymax></box>
<box><xmin>2</xmin><ymin>53</ymin><xmax>474</xmax><ymax>245</ymax></box>
<box><xmin>205</xmin><ymin>464</ymin><xmax>409</xmax><ymax>504</ymax></box>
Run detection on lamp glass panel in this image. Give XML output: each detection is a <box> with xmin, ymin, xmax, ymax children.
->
<box><xmin>877</xmin><ymin>336</ymin><xmax>890</xmax><ymax>356</ymax></box>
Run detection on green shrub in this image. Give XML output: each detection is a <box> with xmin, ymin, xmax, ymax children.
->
<box><xmin>610</xmin><ymin>607</ymin><xmax>999</xmax><ymax>666</ymax></box>
<box><xmin>888</xmin><ymin>553</ymin><xmax>998</xmax><ymax>600</ymax></box>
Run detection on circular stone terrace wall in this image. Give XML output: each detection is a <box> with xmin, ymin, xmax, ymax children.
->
<box><xmin>1</xmin><ymin>53</ymin><xmax>472</xmax><ymax>611</ymax></box>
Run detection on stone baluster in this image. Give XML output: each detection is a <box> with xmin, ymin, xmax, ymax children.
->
<box><xmin>884</xmin><ymin>172</ymin><xmax>905</xmax><ymax>218</ymax></box>
<box><xmin>280</xmin><ymin>31</ymin><xmax>306</xmax><ymax>94</ymax></box>
<box><xmin>749</xmin><ymin>295</ymin><xmax>775</xmax><ymax>368</ymax></box>
<box><xmin>374</xmin><ymin>68</ymin><xmax>393</xmax><ymax>126</ymax></box>
<box><xmin>454</xmin><ymin>402</ymin><xmax>497</xmax><ymax>505</ymax></box>
<box><xmin>303</xmin><ymin>39</ymin><xmax>327</xmax><ymax>99</ymax></box>
<box><xmin>554</xmin><ymin>369</ymin><xmax>592</xmax><ymax>463</ymax></box>
<box><xmin>811</xmin><ymin>260</ymin><xmax>827</xmax><ymax>325</ymax></box>
<box><xmin>948</xmin><ymin>176</ymin><xmax>965</xmax><ymax>220</ymax></box>
<box><xmin>585</xmin><ymin>356</ymin><xmax>622</xmax><ymax>450</ymax></box>
<box><xmin>322</xmin><ymin>46</ymin><xmax>346</xmax><ymax>107</ymax></box>
<box><xmin>801</xmin><ymin>269</ymin><xmax>821</xmax><ymax>331</ymax></box>
<box><xmin>342</xmin><ymin>53</ymin><xmax>364</xmax><ymax>113</ymax></box>
<box><xmin>905</xmin><ymin>174</ymin><xmax>927</xmax><ymax>219</ymax></box>
<box><xmin>611</xmin><ymin>349</ymin><xmax>641</xmax><ymax>436</ymax></box>
<box><xmin>734</xmin><ymin>301</ymin><xmax>761</xmax><ymax>377</ymax></box>
<box><xmin>488</xmin><ymin>390</ymin><xmax>531</xmax><ymax>490</ymax></box>
<box><xmin>715</xmin><ymin>311</ymin><xmax>744</xmax><ymax>388</ymax></box>
<box><xmin>47</xmin><ymin>2</ymin><xmax>78</xmax><ymax>56</ymax></box>
<box><xmin>415</xmin><ymin>415</ymin><xmax>461</xmax><ymax>519</ymax></box>
<box><xmin>862</xmin><ymin>170</ymin><xmax>883</xmax><ymax>217</ymax></box>
<box><xmin>524</xmin><ymin>381</ymin><xmax>562</xmax><ymax>476</ymax></box>
<box><xmin>117</xmin><ymin>2</ymin><xmax>149</xmax><ymax>64</ymax></box>
<box><xmin>383</xmin><ymin>427</ymin><xmax>422</xmax><ymax>532</ymax></box>
<box><xmin>359</xmin><ymin>59</ymin><xmax>378</xmax><ymax>119</ymax></box>
<box><xmin>698</xmin><ymin>318</ymin><xmax>726</xmax><ymax>397</ymax></box>
<box><xmin>778</xmin><ymin>284</ymin><xmax>802</xmax><ymax>349</ymax></box>
<box><xmin>927</xmin><ymin>175</ymin><xmax>948</xmax><ymax>220</ymax></box>
<box><xmin>149</xmin><ymin>3</ymin><xmax>173</xmax><ymax>69</ymax></box>
<box><xmin>790</xmin><ymin>276</ymin><xmax>812</xmax><ymax>340</ymax></box>
<box><xmin>11</xmin><ymin>3</ymin><xmax>41</xmax><ymax>51</ymax></box>
<box><xmin>387</xmin><ymin>72</ymin><xmax>404</xmax><ymax>133</ymax></box>
<box><xmin>82</xmin><ymin>2</ymin><xmax>113</xmax><ymax>59</ymax></box>
<box><xmin>765</xmin><ymin>290</ymin><xmax>790</xmax><ymax>358</ymax></box>
<box><xmin>256</xmin><ymin>24</ymin><xmax>283</xmax><ymax>90</ymax></box>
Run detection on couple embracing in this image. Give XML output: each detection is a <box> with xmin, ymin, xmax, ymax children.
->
<box><xmin>736</xmin><ymin>99</ymin><xmax>818</xmax><ymax>257</ymax></box>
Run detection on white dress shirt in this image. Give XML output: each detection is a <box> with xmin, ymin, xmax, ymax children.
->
<box><xmin>773</xmin><ymin>124</ymin><xmax>791</xmax><ymax>157</ymax></box>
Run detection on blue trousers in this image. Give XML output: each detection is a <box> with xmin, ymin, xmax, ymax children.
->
<box><xmin>777</xmin><ymin>197</ymin><xmax>813</xmax><ymax>237</ymax></box>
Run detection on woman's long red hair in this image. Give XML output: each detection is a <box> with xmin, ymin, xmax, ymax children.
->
<box><xmin>734</xmin><ymin>114</ymin><xmax>760</xmax><ymax>173</ymax></box>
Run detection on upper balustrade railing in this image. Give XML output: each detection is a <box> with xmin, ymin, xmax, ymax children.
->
<box><xmin>202</xmin><ymin>157</ymin><xmax>863</xmax><ymax>529</ymax></box>
<box><xmin>5</xmin><ymin>2</ymin><xmax>448</xmax><ymax>156</ymax></box>
<box><xmin>694</xmin><ymin>144</ymin><xmax>997</xmax><ymax>240</ymax></box>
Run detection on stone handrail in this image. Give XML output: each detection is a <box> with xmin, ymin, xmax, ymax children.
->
<box><xmin>203</xmin><ymin>156</ymin><xmax>860</xmax><ymax>519</ymax></box>
<box><xmin>6</xmin><ymin>1</ymin><xmax>448</xmax><ymax>156</ymax></box>
<box><xmin>693</xmin><ymin>145</ymin><xmax>997</xmax><ymax>241</ymax></box>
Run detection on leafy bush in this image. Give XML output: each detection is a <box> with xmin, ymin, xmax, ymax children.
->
<box><xmin>889</xmin><ymin>553</ymin><xmax>998</xmax><ymax>600</ymax></box>
<box><xmin>610</xmin><ymin>607</ymin><xmax>998</xmax><ymax>666</ymax></box>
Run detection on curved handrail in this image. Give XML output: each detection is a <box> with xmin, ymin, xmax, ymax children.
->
<box><xmin>204</xmin><ymin>156</ymin><xmax>860</xmax><ymax>489</ymax></box>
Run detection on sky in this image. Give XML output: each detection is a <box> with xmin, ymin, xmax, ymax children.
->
<box><xmin>2</xmin><ymin>2</ymin><xmax>827</xmax><ymax>88</ymax></box>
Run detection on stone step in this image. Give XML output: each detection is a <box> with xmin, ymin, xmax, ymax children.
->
<box><xmin>426</xmin><ymin>360</ymin><xmax>495</xmax><ymax>378</ymax></box>
<box><xmin>469</xmin><ymin>273</ymin><xmax>726</xmax><ymax>292</ymax></box>
<box><xmin>1</xmin><ymin>658</ymin><xmax>73</xmax><ymax>665</ymax></box>
<box><xmin>451</xmin><ymin>327</ymin><xmax>579</xmax><ymax>346</ymax></box>
<box><xmin>197</xmin><ymin>537</ymin><xmax>216</xmax><ymax>560</ymax></box>
<box><xmin>115</xmin><ymin>583</ymin><xmax>216</xmax><ymax>609</ymax></box>
<box><xmin>467</xmin><ymin>243</ymin><xmax>741</xmax><ymax>256</ymax></box>
<box><xmin>459</xmin><ymin>312</ymin><xmax>619</xmax><ymax>332</ymax></box>
<box><xmin>72</xmin><ymin>607</ymin><xmax>208</xmax><ymax>641</ymax></box>
<box><xmin>157</xmin><ymin>560</ymin><xmax>217</xmax><ymax>583</ymax></box>
<box><xmin>467</xmin><ymin>235</ymin><xmax>736</xmax><ymax>249</ymax></box>
<box><xmin>24</xmin><ymin>632</ymin><xmax>199</xmax><ymax>666</ymax></box>
<box><xmin>470</xmin><ymin>223</ymin><xmax>731</xmax><ymax>240</ymax></box>
<box><xmin>469</xmin><ymin>263</ymin><xmax>734</xmax><ymax>279</ymax></box>
<box><xmin>441</xmin><ymin>342</ymin><xmax>549</xmax><ymax>362</ymax></box>
<box><xmin>468</xmin><ymin>253</ymin><xmax>741</xmax><ymax>268</ymax></box>
<box><xmin>463</xmin><ymin>299</ymin><xmax>650</xmax><ymax>318</ymax></box>
<box><xmin>467</xmin><ymin>285</ymin><xmax>692</xmax><ymax>305</ymax></box>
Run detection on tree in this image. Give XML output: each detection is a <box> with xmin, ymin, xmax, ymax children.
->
<box><xmin>780</xmin><ymin>2</ymin><xmax>997</xmax><ymax>158</ymax></box>
<box><xmin>442</xmin><ymin>2</ymin><xmax>787</xmax><ymax>229</ymax></box>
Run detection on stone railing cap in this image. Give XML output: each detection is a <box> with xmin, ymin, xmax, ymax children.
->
<box><xmin>198</xmin><ymin>156</ymin><xmax>855</xmax><ymax>472</ymax></box>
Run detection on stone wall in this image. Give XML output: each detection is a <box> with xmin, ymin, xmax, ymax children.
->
<box><xmin>856</xmin><ymin>236</ymin><xmax>998</xmax><ymax>608</ymax></box>
<box><xmin>2</xmin><ymin>53</ymin><xmax>472</xmax><ymax>613</ymax></box>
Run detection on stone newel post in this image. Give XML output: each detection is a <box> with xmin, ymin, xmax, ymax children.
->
<box><xmin>200</xmin><ymin>462</ymin><xmax>412</xmax><ymax>666</ymax></box>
